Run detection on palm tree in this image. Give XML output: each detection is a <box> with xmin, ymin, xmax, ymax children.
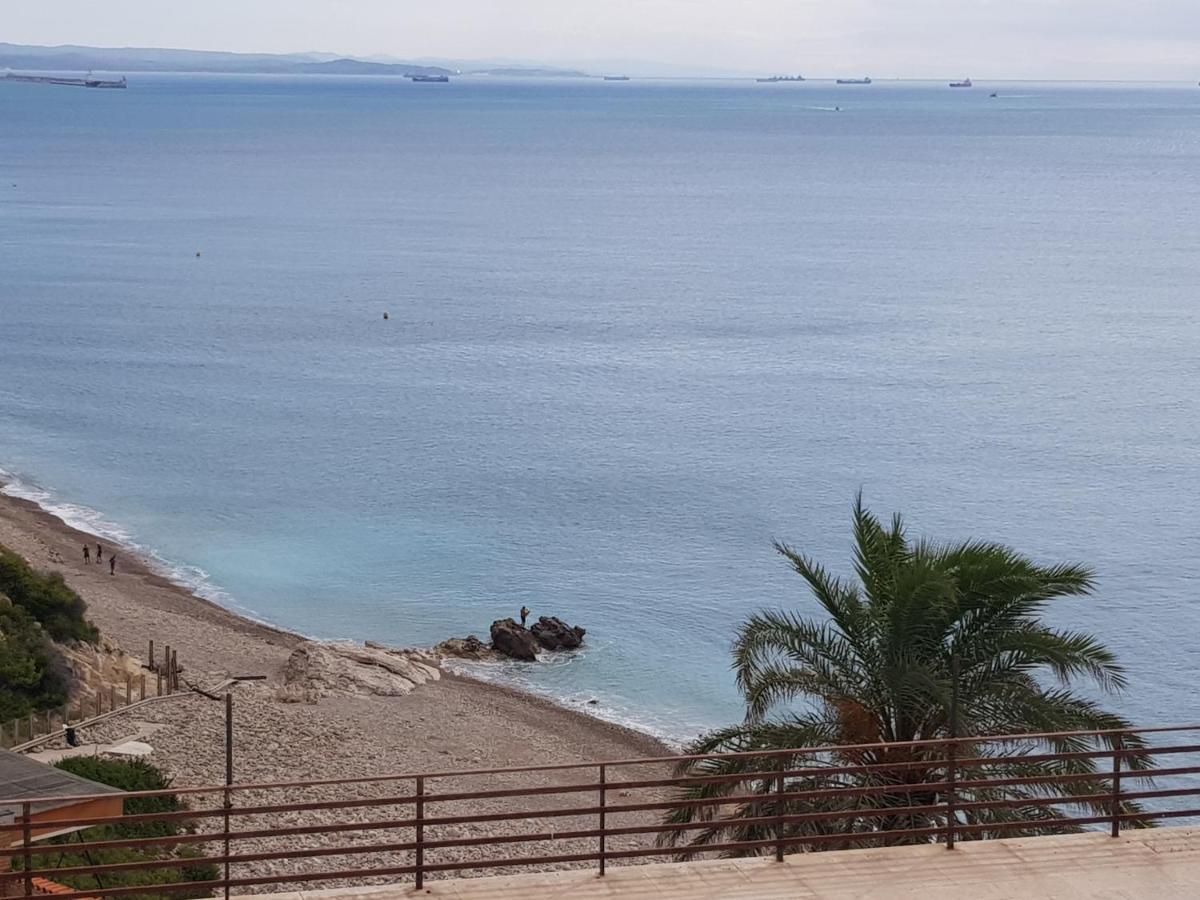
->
<box><xmin>660</xmin><ymin>496</ymin><xmax>1148</xmax><ymax>857</ymax></box>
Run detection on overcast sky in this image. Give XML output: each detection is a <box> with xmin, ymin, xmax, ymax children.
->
<box><xmin>5</xmin><ymin>0</ymin><xmax>1199</xmax><ymax>79</ymax></box>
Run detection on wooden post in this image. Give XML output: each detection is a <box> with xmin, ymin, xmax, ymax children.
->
<box><xmin>415</xmin><ymin>776</ymin><xmax>425</xmax><ymax>890</ymax></box>
<box><xmin>157</xmin><ymin>671</ymin><xmax>163</xmax><ymax>696</ymax></box>
<box><xmin>164</xmin><ymin>644</ymin><xmax>171</xmax><ymax>682</ymax></box>
<box><xmin>1111</xmin><ymin>733</ymin><xmax>1123</xmax><ymax>837</ymax></box>
<box><xmin>598</xmin><ymin>764</ymin><xmax>607</xmax><ymax>876</ymax></box>
<box><xmin>95</xmin><ymin>692</ymin><xmax>102</xmax><ymax>718</ymax></box>
<box><xmin>109</xmin><ymin>685</ymin><xmax>116</xmax><ymax>711</ymax></box>
<box><xmin>171</xmin><ymin>650</ymin><xmax>179</xmax><ymax>691</ymax></box>
<box><xmin>27</xmin><ymin>714</ymin><xmax>34</xmax><ymax>740</ymax></box>
<box><xmin>149</xmin><ymin>639</ymin><xmax>155</xmax><ymax>672</ymax></box>
<box><xmin>140</xmin><ymin>673</ymin><xmax>146</xmax><ymax>700</ymax></box>
<box><xmin>126</xmin><ymin>676</ymin><xmax>132</xmax><ymax>705</ymax></box>
<box><xmin>22</xmin><ymin>802</ymin><xmax>33</xmax><ymax>900</ymax></box>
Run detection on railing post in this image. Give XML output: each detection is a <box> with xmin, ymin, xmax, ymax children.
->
<box><xmin>946</xmin><ymin>653</ymin><xmax>960</xmax><ymax>850</ymax></box>
<box><xmin>775</xmin><ymin>763</ymin><xmax>785</xmax><ymax>862</ymax></box>
<box><xmin>415</xmin><ymin>776</ymin><xmax>425</xmax><ymax>890</ymax></box>
<box><xmin>21</xmin><ymin>801</ymin><xmax>32</xmax><ymax>900</ymax></box>
<box><xmin>598</xmin><ymin>764</ymin><xmax>607</xmax><ymax>876</ymax></box>
<box><xmin>224</xmin><ymin>693</ymin><xmax>233</xmax><ymax>900</ymax></box>
<box><xmin>945</xmin><ymin>738</ymin><xmax>957</xmax><ymax>849</ymax></box>
<box><xmin>1111</xmin><ymin>733</ymin><xmax>1123</xmax><ymax>838</ymax></box>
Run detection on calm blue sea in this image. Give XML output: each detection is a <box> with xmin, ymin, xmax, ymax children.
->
<box><xmin>2</xmin><ymin>75</ymin><xmax>1199</xmax><ymax>742</ymax></box>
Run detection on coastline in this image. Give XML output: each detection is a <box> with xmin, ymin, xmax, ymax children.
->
<box><xmin>0</xmin><ymin>483</ymin><xmax>672</xmax><ymax>760</ymax></box>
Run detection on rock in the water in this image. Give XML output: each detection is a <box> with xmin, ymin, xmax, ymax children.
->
<box><xmin>489</xmin><ymin>618</ymin><xmax>540</xmax><ymax>661</ymax></box>
<box><xmin>530</xmin><ymin>616</ymin><xmax>586</xmax><ymax>651</ymax></box>
<box><xmin>434</xmin><ymin>635</ymin><xmax>493</xmax><ymax>660</ymax></box>
<box><xmin>281</xmin><ymin>641</ymin><xmax>441</xmax><ymax>700</ymax></box>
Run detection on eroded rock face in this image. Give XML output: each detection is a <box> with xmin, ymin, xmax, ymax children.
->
<box><xmin>489</xmin><ymin>619</ymin><xmax>540</xmax><ymax>662</ymax></box>
<box><xmin>530</xmin><ymin>617</ymin><xmax>585</xmax><ymax>651</ymax></box>
<box><xmin>434</xmin><ymin>635</ymin><xmax>494</xmax><ymax>660</ymax></box>
<box><xmin>280</xmin><ymin>641</ymin><xmax>441</xmax><ymax>702</ymax></box>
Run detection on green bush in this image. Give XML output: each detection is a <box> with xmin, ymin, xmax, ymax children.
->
<box><xmin>29</xmin><ymin>758</ymin><xmax>221</xmax><ymax>900</ymax></box>
<box><xmin>0</xmin><ymin>599</ymin><xmax>68</xmax><ymax>721</ymax></box>
<box><xmin>0</xmin><ymin>544</ymin><xmax>98</xmax><ymax>642</ymax></box>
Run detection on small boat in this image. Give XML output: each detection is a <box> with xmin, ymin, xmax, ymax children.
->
<box><xmin>409</xmin><ymin>74</ymin><xmax>449</xmax><ymax>83</ymax></box>
<box><xmin>950</xmin><ymin>78</ymin><xmax>973</xmax><ymax>88</ymax></box>
<box><xmin>756</xmin><ymin>75</ymin><xmax>804</xmax><ymax>83</ymax></box>
<box><xmin>84</xmin><ymin>76</ymin><xmax>127</xmax><ymax>89</ymax></box>
<box><xmin>990</xmin><ymin>91</ymin><xmax>998</xmax><ymax>98</ymax></box>
<box><xmin>4</xmin><ymin>71</ymin><xmax>126</xmax><ymax>89</ymax></box>
<box><xmin>603</xmin><ymin>75</ymin><xmax>631</xmax><ymax>81</ymax></box>
<box><xmin>836</xmin><ymin>77</ymin><xmax>872</xmax><ymax>85</ymax></box>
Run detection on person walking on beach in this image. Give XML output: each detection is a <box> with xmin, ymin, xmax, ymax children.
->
<box><xmin>520</xmin><ymin>606</ymin><xmax>530</xmax><ymax>627</ymax></box>
<box><xmin>96</xmin><ymin>543</ymin><xmax>103</xmax><ymax>564</ymax></box>
<box><xmin>82</xmin><ymin>544</ymin><xmax>90</xmax><ymax>564</ymax></box>
<box><xmin>109</xmin><ymin>555</ymin><xmax>116</xmax><ymax>576</ymax></box>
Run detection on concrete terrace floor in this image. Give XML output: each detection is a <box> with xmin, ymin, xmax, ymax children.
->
<box><xmin>256</xmin><ymin>827</ymin><xmax>1200</xmax><ymax>900</ymax></box>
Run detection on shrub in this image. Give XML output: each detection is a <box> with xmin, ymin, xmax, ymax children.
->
<box><xmin>29</xmin><ymin>758</ymin><xmax>221</xmax><ymax>900</ymax></box>
<box><xmin>0</xmin><ymin>544</ymin><xmax>99</xmax><ymax>643</ymax></box>
<box><xmin>0</xmin><ymin>599</ymin><xmax>68</xmax><ymax>721</ymax></box>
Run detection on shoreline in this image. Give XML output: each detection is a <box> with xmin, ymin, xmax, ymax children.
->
<box><xmin>0</xmin><ymin>483</ymin><xmax>672</xmax><ymax>760</ymax></box>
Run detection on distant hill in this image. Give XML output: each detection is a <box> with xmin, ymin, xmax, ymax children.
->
<box><xmin>0</xmin><ymin>43</ymin><xmax>453</xmax><ymax>77</ymax></box>
<box><xmin>0</xmin><ymin>43</ymin><xmax>589</xmax><ymax>78</ymax></box>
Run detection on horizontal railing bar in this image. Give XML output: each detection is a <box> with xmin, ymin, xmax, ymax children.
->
<box><xmin>23</xmin><ymin>835</ymin><xmax>424</xmax><ymax>879</ymax></box>
<box><xmin>34</xmin><ymin>786</ymin><xmax>1200</xmax><ymax>879</ymax></box>
<box><xmin>0</xmin><ymin>792</ymin><xmax>424</xmax><ymax>833</ymax></box>
<box><xmin>23</xmin><ymin>765</ymin><xmax>1200</xmax><ymax>852</ymax></box>
<box><xmin>7</xmin><ymin>722</ymin><xmax>1200</xmax><ymax>809</ymax></box>
<box><xmin>19</xmin><ymin>804</ymin><xmax>1200</xmax><ymax>900</ymax></box>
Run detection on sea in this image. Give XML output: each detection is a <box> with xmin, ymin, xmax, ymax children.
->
<box><xmin>2</xmin><ymin>75</ymin><xmax>1198</xmax><ymax>744</ymax></box>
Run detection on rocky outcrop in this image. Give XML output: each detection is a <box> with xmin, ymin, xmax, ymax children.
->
<box><xmin>279</xmin><ymin>641</ymin><xmax>440</xmax><ymax>703</ymax></box>
<box><xmin>433</xmin><ymin>635</ymin><xmax>495</xmax><ymax>660</ymax></box>
<box><xmin>489</xmin><ymin>619</ymin><xmax>540</xmax><ymax>662</ymax></box>
<box><xmin>530</xmin><ymin>616</ymin><xmax>585</xmax><ymax>651</ymax></box>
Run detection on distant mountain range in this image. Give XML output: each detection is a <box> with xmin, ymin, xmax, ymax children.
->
<box><xmin>0</xmin><ymin>43</ymin><xmax>589</xmax><ymax>78</ymax></box>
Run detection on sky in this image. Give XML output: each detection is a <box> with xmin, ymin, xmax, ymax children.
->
<box><xmin>4</xmin><ymin>0</ymin><xmax>1199</xmax><ymax>80</ymax></box>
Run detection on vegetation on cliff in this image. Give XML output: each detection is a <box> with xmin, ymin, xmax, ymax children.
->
<box><xmin>0</xmin><ymin>543</ymin><xmax>98</xmax><ymax>720</ymax></box>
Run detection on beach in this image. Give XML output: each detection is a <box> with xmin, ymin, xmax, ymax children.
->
<box><xmin>0</xmin><ymin>486</ymin><xmax>672</xmax><ymax>885</ymax></box>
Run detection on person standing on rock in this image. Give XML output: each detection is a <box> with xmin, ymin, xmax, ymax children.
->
<box><xmin>83</xmin><ymin>544</ymin><xmax>90</xmax><ymax>564</ymax></box>
<box><xmin>520</xmin><ymin>606</ymin><xmax>530</xmax><ymax>627</ymax></box>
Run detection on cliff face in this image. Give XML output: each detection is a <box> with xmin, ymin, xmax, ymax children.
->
<box><xmin>57</xmin><ymin>639</ymin><xmax>147</xmax><ymax>706</ymax></box>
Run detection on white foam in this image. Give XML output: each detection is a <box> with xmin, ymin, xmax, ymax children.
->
<box><xmin>1</xmin><ymin>465</ymin><xmax>704</xmax><ymax>745</ymax></box>
<box><xmin>0</xmin><ymin>465</ymin><xmax>280</xmax><ymax>630</ymax></box>
<box><xmin>443</xmin><ymin>655</ymin><xmax>695</xmax><ymax>747</ymax></box>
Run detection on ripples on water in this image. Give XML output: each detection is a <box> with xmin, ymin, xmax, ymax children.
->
<box><xmin>2</xmin><ymin>77</ymin><xmax>1199</xmax><ymax>742</ymax></box>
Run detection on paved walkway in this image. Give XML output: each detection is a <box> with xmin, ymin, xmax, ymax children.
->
<box><xmin>255</xmin><ymin>827</ymin><xmax>1200</xmax><ymax>900</ymax></box>
<box><xmin>25</xmin><ymin>722</ymin><xmax>169</xmax><ymax>764</ymax></box>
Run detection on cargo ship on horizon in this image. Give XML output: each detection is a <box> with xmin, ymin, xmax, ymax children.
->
<box><xmin>3</xmin><ymin>71</ymin><xmax>126</xmax><ymax>89</ymax></box>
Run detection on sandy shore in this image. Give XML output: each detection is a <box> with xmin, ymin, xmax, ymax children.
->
<box><xmin>0</xmin><ymin>486</ymin><xmax>675</xmax><ymax>886</ymax></box>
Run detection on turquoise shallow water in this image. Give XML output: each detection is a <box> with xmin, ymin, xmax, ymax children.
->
<box><xmin>2</xmin><ymin>75</ymin><xmax>1199</xmax><ymax>742</ymax></box>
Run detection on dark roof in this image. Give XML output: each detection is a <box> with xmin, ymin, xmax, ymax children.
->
<box><xmin>0</xmin><ymin>749</ymin><xmax>123</xmax><ymax>819</ymax></box>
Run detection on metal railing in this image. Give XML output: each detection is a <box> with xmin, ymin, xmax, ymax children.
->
<box><xmin>3</xmin><ymin>724</ymin><xmax>1200</xmax><ymax>898</ymax></box>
